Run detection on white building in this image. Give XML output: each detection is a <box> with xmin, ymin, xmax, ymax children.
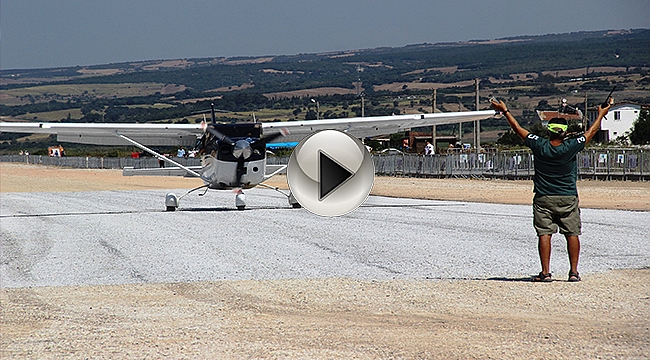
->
<box><xmin>589</xmin><ymin>103</ymin><xmax>642</xmax><ymax>143</ymax></box>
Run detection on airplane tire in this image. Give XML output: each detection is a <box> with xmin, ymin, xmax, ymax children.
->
<box><xmin>166</xmin><ymin>206</ymin><xmax>176</xmax><ymax>212</ymax></box>
<box><xmin>292</xmin><ymin>203</ymin><xmax>302</xmax><ymax>209</ymax></box>
<box><xmin>237</xmin><ymin>205</ymin><xmax>245</xmax><ymax>210</ymax></box>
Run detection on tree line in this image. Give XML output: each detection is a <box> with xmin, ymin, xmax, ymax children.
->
<box><xmin>4</xmin><ymin>29</ymin><xmax>646</xmax><ymax>94</ymax></box>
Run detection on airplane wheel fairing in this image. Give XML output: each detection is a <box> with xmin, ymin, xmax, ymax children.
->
<box><xmin>288</xmin><ymin>192</ymin><xmax>301</xmax><ymax>208</ymax></box>
<box><xmin>165</xmin><ymin>193</ymin><xmax>179</xmax><ymax>211</ymax></box>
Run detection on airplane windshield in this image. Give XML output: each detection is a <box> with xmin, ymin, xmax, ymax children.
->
<box><xmin>213</xmin><ymin>123</ymin><xmax>262</xmax><ymax>139</ymax></box>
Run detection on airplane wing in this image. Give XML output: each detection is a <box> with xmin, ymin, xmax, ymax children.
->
<box><xmin>262</xmin><ymin>110</ymin><xmax>495</xmax><ymax>142</ymax></box>
<box><xmin>0</xmin><ymin>122</ymin><xmax>205</xmax><ymax>146</ymax></box>
<box><xmin>0</xmin><ymin>110</ymin><xmax>495</xmax><ymax>145</ymax></box>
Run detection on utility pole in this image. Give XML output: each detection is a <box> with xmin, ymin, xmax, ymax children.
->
<box><xmin>432</xmin><ymin>88</ymin><xmax>437</xmax><ymax>151</ymax></box>
<box><xmin>458</xmin><ymin>103</ymin><xmax>462</xmax><ymax>146</ymax></box>
<box><xmin>432</xmin><ymin>88</ymin><xmax>437</xmax><ymax>113</ymax></box>
<box><xmin>357</xmin><ymin>65</ymin><xmax>365</xmax><ymax>118</ymax></box>
<box><xmin>475</xmin><ymin>78</ymin><xmax>481</xmax><ymax>152</ymax></box>
<box><xmin>311</xmin><ymin>98</ymin><xmax>320</xmax><ymax>120</ymax></box>
<box><xmin>583</xmin><ymin>93</ymin><xmax>588</xmax><ymax>131</ymax></box>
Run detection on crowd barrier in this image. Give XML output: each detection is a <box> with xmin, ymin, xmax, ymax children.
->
<box><xmin>373</xmin><ymin>149</ymin><xmax>648</xmax><ymax>180</ymax></box>
<box><xmin>0</xmin><ymin>155</ymin><xmax>202</xmax><ymax>170</ymax></box>
<box><xmin>2</xmin><ymin>148</ymin><xmax>647</xmax><ymax>180</ymax></box>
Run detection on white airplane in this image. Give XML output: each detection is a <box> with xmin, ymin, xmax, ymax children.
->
<box><xmin>0</xmin><ymin>106</ymin><xmax>494</xmax><ymax>210</ymax></box>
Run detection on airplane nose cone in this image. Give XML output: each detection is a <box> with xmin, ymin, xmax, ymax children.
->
<box><xmin>233</xmin><ymin>139</ymin><xmax>252</xmax><ymax>159</ymax></box>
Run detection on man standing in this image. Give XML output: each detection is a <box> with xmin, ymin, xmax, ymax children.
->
<box><xmin>424</xmin><ymin>141</ymin><xmax>435</xmax><ymax>155</ymax></box>
<box><xmin>491</xmin><ymin>98</ymin><xmax>611</xmax><ymax>282</ymax></box>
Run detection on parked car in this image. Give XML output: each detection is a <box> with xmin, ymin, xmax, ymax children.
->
<box><xmin>378</xmin><ymin>148</ymin><xmax>404</xmax><ymax>155</ymax></box>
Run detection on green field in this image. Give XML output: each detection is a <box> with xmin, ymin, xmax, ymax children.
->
<box><xmin>14</xmin><ymin>108</ymin><xmax>84</xmax><ymax>121</ymax></box>
<box><xmin>1</xmin><ymin>83</ymin><xmax>183</xmax><ymax>105</ymax></box>
<box><xmin>126</xmin><ymin>103</ymin><xmax>176</xmax><ymax>109</ymax></box>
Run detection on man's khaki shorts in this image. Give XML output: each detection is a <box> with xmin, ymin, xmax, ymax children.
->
<box><xmin>533</xmin><ymin>195</ymin><xmax>581</xmax><ymax>236</ymax></box>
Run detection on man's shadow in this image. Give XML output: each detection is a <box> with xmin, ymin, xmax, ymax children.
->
<box><xmin>484</xmin><ymin>276</ymin><xmax>534</xmax><ymax>282</ymax></box>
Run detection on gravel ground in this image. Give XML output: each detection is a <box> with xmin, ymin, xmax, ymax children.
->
<box><xmin>1</xmin><ymin>163</ymin><xmax>649</xmax><ymax>359</ymax></box>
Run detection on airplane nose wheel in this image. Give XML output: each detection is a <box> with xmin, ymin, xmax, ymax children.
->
<box><xmin>235</xmin><ymin>189</ymin><xmax>246</xmax><ymax>210</ymax></box>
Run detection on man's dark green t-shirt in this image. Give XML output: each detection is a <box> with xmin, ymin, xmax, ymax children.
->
<box><xmin>524</xmin><ymin>133</ymin><xmax>586</xmax><ymax>196</ymax></box>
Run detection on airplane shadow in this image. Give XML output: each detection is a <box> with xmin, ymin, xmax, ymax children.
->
<box><xmin>1</xmin><ymin>205</ymin><xmax>299</xmax><ymax>218</ymax></box>
<box><xmin>1</xmin><ymin>210</ymin><xmax>158</xmax><ymax>218</ymax></box>
<box><xmin>180</xmin><ymin>205</ymin><xmax>292</xmax><ymax>212</ymax></box>
<box><xmin>2</xmin><ymin>205</ymin><xmax>297</xmax><ymax>217</ymax></box>
<box><xmin>179</xmin><ymin>203</ymin><xmax>461</xmax><ymax>213</ymax></box>
<box><xmin>180</xmin><ymin>203</ymin><xmax>462</xmax><ymax>212</ymax></box>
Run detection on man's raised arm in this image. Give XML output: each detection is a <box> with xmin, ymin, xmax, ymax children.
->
<box><xmin>491</xmin><ymin>99</ymin><xmax>529</xmax><ymax>140</ymax></box>
<box><xmin>584</xmin><ymin>100</ymin><xmax>612</xmax><ymax>143</ymax></box>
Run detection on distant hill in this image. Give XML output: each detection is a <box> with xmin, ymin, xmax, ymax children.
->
<box><xmin>2</xmin><ymin>28</ymin><xmax>649</xmax><ymax>94</ymax></box>
<box><xmin>2</xmin><ymin>28</ymin><xmax>649</xmax><ymax>155</ymax></box>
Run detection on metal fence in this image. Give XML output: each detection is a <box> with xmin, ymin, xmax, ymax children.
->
<box><xmin>0</xmin><ymin>155</ymin><xmax>203</xmax><ymax>170</ymax></box>
<box><xmin>1</xmin><ymin>148</ymin><xmax>647</xmax><ymax>180</ymax></box>
<box><xmin>577</xmin><ymin>148</ymin><xmax>649</xmax><ymax>180</ymax></box>
<box><xmin>373</xmin><ymin>149</ymin><xmax>648</xmax><ymax>180</ymax></box>
<box><xmin>373</xmin><ymin>151</ymin><xmax>536</xmax><ymax>179</ymax></box>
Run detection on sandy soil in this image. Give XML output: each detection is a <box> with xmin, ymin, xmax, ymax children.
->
<box><xmin>3</xmin><ymin>163</ymin><xmax>649</xmax><ymax>211</ymax></box>
<box><xmin>1</xmin><ymin>163</ymin><xmax>649</xmax><ymax>359</ymax></box>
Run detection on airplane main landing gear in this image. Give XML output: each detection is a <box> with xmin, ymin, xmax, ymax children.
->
<box><xmin>165</xmin><ymin>184</ymin><xmax>209</xmax><ymax>212</ymax></box>
<box><xmin>165</xmin><ymin>193</ymin><xmax>179</xmax><ymax>212</ymax></box>
<box><xmin>258</xmin><ymin>183</ymin><xmax>302</xmax><ymax>209</ymax></box>
<box><xmin>235</xmin><ymin>189</ymin><xmax>246</xmax><ymax>210</ymax></box>
<box><xmin>289</xmin><ymin>192</ymin><xmax>301</xmax><ymax>208</ymax></box>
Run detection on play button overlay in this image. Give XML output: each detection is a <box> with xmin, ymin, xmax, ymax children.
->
<box><xmin>319</xmin><ymin>151</ymin><xmax>353</xmax><ymax>200</ymax></box>
<box><xmin>287</xmin><ymin>130</ymin><xmax>374</xmax><ymax>216</ymax></box>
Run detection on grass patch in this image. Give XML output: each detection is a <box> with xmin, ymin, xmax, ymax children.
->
<box><xmin>126</xmin><ymin>103</ymin><xmax>176</xmax><ymax>109</ymax></box>
<box><xmin>15</xmin><ymin>108</ymin><xmax>84</xmax><ymax>121</ymax></box>
<box><xmin>1</xmin><ymin>83</ymin><xmax>183</xmax><ymax>100</ymax></box>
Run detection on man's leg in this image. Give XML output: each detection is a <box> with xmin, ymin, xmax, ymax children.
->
<box><xmin>565</xmin><ymin>235</ymin><xmax>580</xmax><ymax>274</ymax></box>
<box><xmin>538</xmin><ymin>234</ymin><xmax>552</xmax><ymax>274</ymax></box>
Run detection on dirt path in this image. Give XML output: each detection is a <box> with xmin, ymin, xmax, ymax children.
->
<box><xmin>1</xmin><ymin>163</ymin><xmax>649</xmax><ymax>358</ymax></box>
<box><xmin>2</xmin><ymin>271</ymin><xmax>648</xmax><ymax>359</ymax></box>
<box><xmin>2</xmin><ymin>163</ymin><xmax>649</xmax><ymax>210</ymax></box>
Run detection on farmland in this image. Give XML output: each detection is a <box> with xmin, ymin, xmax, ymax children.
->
<box><xmin>2</xmin><ymin>29</ymin><xmax>649</xmax><ymax>154</ymax></box>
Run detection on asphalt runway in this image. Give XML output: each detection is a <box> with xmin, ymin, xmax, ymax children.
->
<box><xmin>2</xmin><ymin>188</ymin><xmax>649</xmax><ymax>288</ymax></box>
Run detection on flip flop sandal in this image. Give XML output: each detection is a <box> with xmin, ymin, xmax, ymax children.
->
<box><xmin>568</xmin><ymin>272</ymin><xmax>581</xmax><ymax>282</ymax></box>
<box><xmin>532</xmin><ymin>272</ymin><xmax>552</xmax><ymax>282</ymax></box>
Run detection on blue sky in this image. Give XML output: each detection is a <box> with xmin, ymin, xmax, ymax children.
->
<box><xmin>1</xmin><ymin>0</ymin><xmax>649</xmax><ymax>70</ymax></box>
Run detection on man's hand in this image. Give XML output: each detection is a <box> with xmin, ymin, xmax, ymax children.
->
<box><xmin>585</xmin><ymin>97</ymin><xmax>613</xmax><ymax>143</ymax></box>
<box><xmin>490</xmin><ymin>98</ymin><xmax>508</xmax><ymax>113</ymax></box>
<box><xmin>597</xmin><ymin>97</ymin><xmax>613</xmax><ymax>118</ymax></box>
<box><xmin>491</xmin><ymin>98</ymin><xmax>529</xmax><ymax>140</ymax></box>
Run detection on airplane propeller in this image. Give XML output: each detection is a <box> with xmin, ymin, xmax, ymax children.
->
<box><xmin>232</xmin><ymin>132</ymin><xmax>287</xmax><ymax>187</ymax></box>
<box><xmin>255</xmin><ymin>131</ymin><xmax>284</xmax><ymax>147</ymax></box>
<box><xmin>206</xmin><ymin>125</ymin><xmax>236</xmax><ymax>146</ymax></box>
<box><xmin>235</xmin><ymin>157</ymin><xmax>247</xmax><ymax>187</ymax></box>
